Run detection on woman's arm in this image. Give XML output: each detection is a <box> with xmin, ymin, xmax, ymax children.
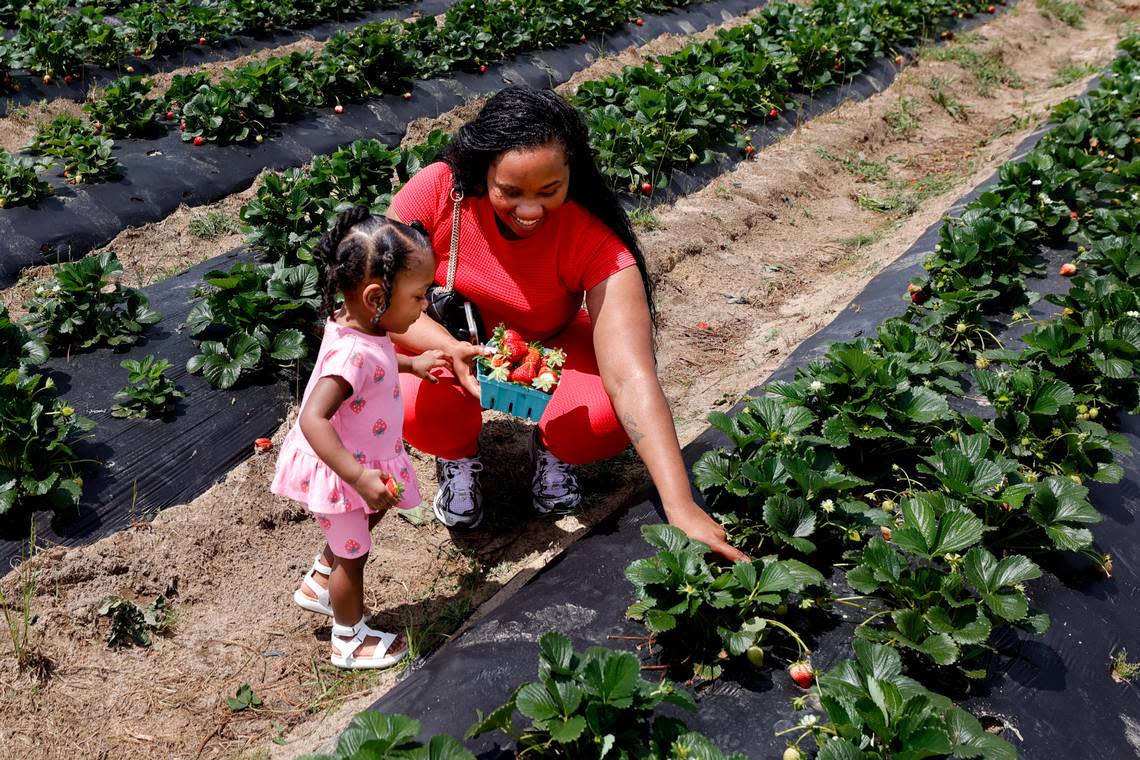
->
<box><xmin>586</xmin><ymin>267</ymin><xmax>748</xmax><ymax>562</ymax></box>
<box><xmin>299</xmin><ymin>377</ymin><xmax>399</xmax><ymax>510</ymax></box>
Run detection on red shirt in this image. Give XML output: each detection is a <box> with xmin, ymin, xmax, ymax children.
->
<box><xmin>389</xmin><ymin>161</ymin><xmax>637</xmax><ymax>341</ymax></box>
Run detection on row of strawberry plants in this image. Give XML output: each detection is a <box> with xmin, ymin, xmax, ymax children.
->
<box><xmin>622</xmin><ymin>34</ymin><xmax>1137</xmax><ymax>758</ymax></box>
<box><xmin>572</xmin><ymin>0</ymin><xmax>1010</xmax><ymax>193</ymax></box>
<box><xmin>0</xmin><ymin>0</ymin><xmax>708</xmax><ymax>208</ymax></box>
<box><xmin>0</xmin><ymin>0</ymin><xmax>407</xmax><ymax>83</ymax></box>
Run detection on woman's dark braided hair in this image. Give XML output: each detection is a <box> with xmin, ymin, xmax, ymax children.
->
<box><xmin>441</xmin><ymin>86</ymin><xmax>655</xmax><ymax>321</ymax></box>
<box><xmin>312</xmin><ymin>205</ymin><xmax>431</xmax><ymax>323</ymax></box>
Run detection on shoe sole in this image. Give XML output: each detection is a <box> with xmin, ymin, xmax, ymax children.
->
<box><xmin>293</xmin><ymin>588</ymin><xmax>333</xmax><ymax>617</ymax></box>
<box><xmin>432</xmin><ymin>491</ymin><xmax>483</xmax><ymax>530</ymax></box>
<box><xmin>329</xmin><ymin>646</ymin><xmax>408</xmax><ymax>670</ymax></box>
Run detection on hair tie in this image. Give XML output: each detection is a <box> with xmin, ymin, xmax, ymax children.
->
<box><xmin>408</xmin><ymin>220</ymin><xmax>428</xmax><ymax>236</ymax></box>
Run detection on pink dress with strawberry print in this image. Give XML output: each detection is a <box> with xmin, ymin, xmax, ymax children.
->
<box><xmin>271</xmin><ymin>320</ymin><xmax>422</xmax><ymax>516</ymax></box>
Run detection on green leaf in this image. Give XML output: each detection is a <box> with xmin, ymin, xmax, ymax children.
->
<box><xmin>516</xmin><ymin>682</ymin><xmax>560</xmax><ymax>722</ymax></box>
<box><xmin>763</xmin><ymin>495</ymin><xmax>817</xmax><ymax>554</ymax></box>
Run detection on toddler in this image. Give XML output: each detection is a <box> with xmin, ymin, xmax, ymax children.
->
<box><xmin>271</xmin><ymin>206</ymin><xmax>446</xmax><ymax>669</ymax></box>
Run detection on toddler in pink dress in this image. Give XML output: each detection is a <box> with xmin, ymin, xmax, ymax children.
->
<box><xmin>271</xmin><ymin>206</ymin><xmax>446</xmax><ymax>670</ymax></box>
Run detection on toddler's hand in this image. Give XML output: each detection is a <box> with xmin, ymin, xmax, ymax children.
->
<box><xmin>352</xmin><ymin>468</ymin><xmax>401</xmax><ymax>511</ymax></box>
<box><xmin>410</xmin><ymin>349</ymin><xmax>450</xmax><ymax>384</ymax></box>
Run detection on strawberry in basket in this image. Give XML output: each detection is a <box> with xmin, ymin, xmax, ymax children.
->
<box><xmin>482</xmin><ymin>324</ymin><xmax>566</xmax><ymax>394</ymax></box>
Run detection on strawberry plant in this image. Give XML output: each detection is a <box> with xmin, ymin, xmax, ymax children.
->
<box><xmin>781</xmin><ymin>640</ymin><xmax>1016</xmax><ymax>759</ymax></box>
<box><xmin>625</xmin><ymin>525</ymin><xmax>823</xmax><ymax>679</ymax></box>
<box><xmin>186</xmin><ymin>261</ymin><xmax>318</xmax><ymax>388</ymax></box>
<box><xmin>111</xmin><ymin>355</ymin><xmax>185</xmax><ymax>419</ymax></box>
<box><xmin>22</xmin><ymin>251</ymin><xmax>160</xmax><ymax>352</ymax></box>
<box><xmin>84</xmin><ymin>76</ymin><xmax>163</xmax><ymax>138</ymax></box>
<box><xmin>0</xmin><ymin>369</ymin><xmax>93</xmax><ymax>516</ymax></box>
<box><xmin>468</xmin><ymin>630</ymin><xmax>745</xmax><ymax>759</ymax></box>
<box><xmin>99</xmin><ymin>594</ymin><xmax>173</xmax><ymax>648</ymax></box>
<box><xmin>0</xmin><ymin>306</ymin><xmax>48</xmax><ymax>373</ymax></box>
<box><xmin>25</xmin><ymin>114</ymin><xmax>122</xmax><ymax>184</ymax></box>
<box><xmin>0</xmin><ymin>150</ymin><xmax>53</xmax><ymax>209</ymax></box>
<box><xmin>300</xmin><ymin>711</ymin><xmax>476</xmax><ymax>760</ymax></box>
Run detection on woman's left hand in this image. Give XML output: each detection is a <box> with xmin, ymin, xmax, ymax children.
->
<box><xmin>408</xmin><ymin>349</ymin><xmax>450</xmax><ymax>383</ymax></box>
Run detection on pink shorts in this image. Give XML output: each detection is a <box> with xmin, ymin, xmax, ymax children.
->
<box><xmin>314</xmin><ymin>510</ymin><xmax>375</xmax><ymax>559</ymax></box>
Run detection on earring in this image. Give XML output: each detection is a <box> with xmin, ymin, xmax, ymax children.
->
<box><xmin>371</xmin><ymin>309</ymin><xmax>382</xmax><ymax>330</ymax></box>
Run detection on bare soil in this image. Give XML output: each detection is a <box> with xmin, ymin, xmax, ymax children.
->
<box><xmin>0</xmin><ymin>2</ymin><xmax>1133</xmax><ymax>759</ymax></box>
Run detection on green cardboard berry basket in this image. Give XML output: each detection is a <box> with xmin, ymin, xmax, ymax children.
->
<box><xmin>476</xmin><ymin>362</ymin><xmax>552</xmax><ymax>422</ymax></box>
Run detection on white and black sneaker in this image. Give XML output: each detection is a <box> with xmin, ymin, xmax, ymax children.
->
<box><xmin>432</xmin><ymin>456</ymin><xmax>484</xmax><ymax>529</ymax></box>
<box><xmin>530</xmin><ymin>430</ymin><xmax>582</xmax><ymax>516</ymax></box>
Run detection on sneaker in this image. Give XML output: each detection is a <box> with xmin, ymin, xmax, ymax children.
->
<box><xmin>530</xmin><ymin>430</ymin><xmax>582</xmax><ymax>515</ymax></box>
<box><xmin>433</xmin><ymin>456</ymin><xmax>484</xmax><ymax>529</ymax></box>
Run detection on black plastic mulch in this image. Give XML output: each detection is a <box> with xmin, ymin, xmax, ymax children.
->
<box><xmin>0</xmin><ymin>0</ymin><xmax>458</xmax><ymax>116</ymax></box>
<box><xmin>363</xmin><ymin>127</ymin><xmax>1140</xmax><ymax>758</ymax></box>
<box><xmin>0</xmin><ymin>0</ymin><xmax>767</xmax><ymax>286</ymax></box>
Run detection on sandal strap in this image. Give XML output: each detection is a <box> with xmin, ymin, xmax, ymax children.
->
<box><xmin>312</xmin><ymin>555</ymin><xmax>332</xmax><ymax>575</ymax></box>
<box><xmin>330</xmin><ymin>618</ymin><xmax>401</xmax><ymax>660</ymax></box>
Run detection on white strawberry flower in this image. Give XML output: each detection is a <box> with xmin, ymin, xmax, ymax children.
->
<box><xmin>1127</xmin><ymin>311</ymin><xmax>1140</xmax><ymax>318</ymax></box>
<box><xmin>800</xmin><ymin>714</ymin><xmax>819</xmax><ymax>726</ymax></box>
<box><xmin>820</xmin><ymin>499</ymin><xmax>835</xmax><ymax>513</ymax></box>
<box><xmin>1031</xmin><ymin>179</ymin><xmax>1042</xmax><ymax>186</ymax></box>
<box><xmin>809</xmin><ymin>380</ymin><xmax>824</xmax><ymax>392</ymax></box>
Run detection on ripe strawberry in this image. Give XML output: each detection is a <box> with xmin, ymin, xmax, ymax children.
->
<box><xmin>334</xmin><ymin>104</ymin><xmax>344</xmax><ymax>114</ymax></box>
<box><xmin>42</xmin><ymin>74</ymin><xmax>52</xmax><ymax>85</ymax></box>
<box><xmin>193</xmin><ymin>135</ymin><xmax>205</xmax><ymax>145</ymax></box>
<box><xmin>1069</xmin><ymin>210</ymin><xmax>1079</xmax><ymax>219</ymax></box>
<box><xmin>510</xmin><ymin>362</ymin><xmax>537</xmax><ymax>386</ymax></box>
<box><xmin>789</xmin><ymin>661</ymin><xmax>814</xmax><ymax>688</ymax></box>
<box><xmin>133</xmin><ymin>47</ymin><xmax>142</xmax><ymax>56</ymax></box>
<box><xmin>1059</xmin><ymin>262</ymin><xmax>1077</xmax><ymax>277</ymax></box>
<box><xmin>180</xmin><ymin>122</ymin><xmax>186</xmax><ymax>131</ymax></box>
<box><xmin>198</xmin><ymin>36</ymin><xmax>207</xmax><ymax>45</ymax></box>
<box><xmin>633</xmin><ymin>17</ymin><xmax>644</xmax><ymax>26</ymax></box>
<box><xmin>533</xmin><ymin>369</ymin><xmax>559</xmax><ymax>393</ymax></box>
<box><xmin>403</xmin><ymin>92</ymin><xmax>412</xmax><ymax>100</ymax></box>
<box><xmin>165</xmin><ymin>110</ymin><xmax>174</xmax><ymax>120</ymax></box>
<box><xmin>525</xmin><ymin>346</ymin><xmax>541</xmax><ymax>365</ymax></box>
<box><xmin>384</xmin><ymin>476</ymin><xmax>404</xmax><ymax>499</ymax></box>
<box><xmin>880</xmin><ymin>525</ymin><xmax>893</xmax><ymax>541</ymax></box>
<box><xmin>744</xmin><ymin>144</ymin><xmax>755</xmax><ymax>157</ymax></box>
<box><xmin>894</xmin><ymin>54</ymin><xmax>905</xmax><ymax>65</ymax></box>
<box><xmin>63</xmin><ymin>74</ymin><xmax>74</xmax><ymax>84</ymax></box>
<box><xmin>986</xmin><ymin>4</ymin><xmax>996</xmax><ymax>11</ymax></box>
<box><xmin>491</xmin><ymin>353</ymin><xmax>510</xmax><ymax>368</ymax></box>
<box><xmin>910</xmin><ymin>289</ymin><xmax>927</xmax><ymax>304</ymax></box>
<box><xmin>768</xmin><ymin>107</ymin><xmax>779</xmax><ymax>119</ymax></box>
<box><xmin>254</xmin><ymin>437</ymin><xmax>272</xmax><ymax>452</ymax></box>
<box><xmin>833</xmin><ymin>59</ymin><xmax>843</xmax><ymax>71</ymax></box>
<box><xmin>580</xmin><ymin>34</ymin><xmax>587</xmax><ymax>43</ymax></box>
<box><xmin>641</xmin><ymin>182</ymin><xmax>652</xmax><ymax>195</ymax></box>
<box><xmin>479</xmin><ymin>64</ymin><xmax>487</xmax><ymax>73</ymax></box>
<box><xmin>696</xmin><ymin>321</ymin><xmax>710</xmax><ymax>330</ymax></box>
<box><xmin>500</xmin><ymin>328</ymin><xmax>528</xmax><ymax>363</ymax></box>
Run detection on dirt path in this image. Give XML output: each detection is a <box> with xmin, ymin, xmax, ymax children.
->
<box><xmin>0</xmin><ymin>3</ymin><xmax>1133</xmax><ymax>759</ymax></box>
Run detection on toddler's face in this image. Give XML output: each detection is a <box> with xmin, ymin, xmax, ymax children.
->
<box><xmin>378</xmin><ymin>246</ymin><xmax>435</xmax><ymax>334</ymax></box>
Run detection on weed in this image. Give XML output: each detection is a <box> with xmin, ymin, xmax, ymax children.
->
<box><xmin>857</xmin><ymin>174</ymin><xmax>955</xmax><ymax>217</ymax></box>
<box><xmin>226</xmin><ymin>682</ymin><xmax>264</xmax><ymax>711</ymax></box>
<box><xmin>99</xmin><ymin>594</ymin><xmax>174</xmax><ymax>648</ymax></box>
<box><xmin>921</xmin><ymin>43</ymin><xmax>1023</xmax><ymax>96</ymax></box>
<box><xmin>1051</xmin><ymin>60</ymin><xmax>1098</xmax><ymax>87</ymax></box>
<box><xmin>1036</xmin><ymin>0</ymin><xmax>1084</xmax><ymax>27</ymax></box>
<box><xmin>884</xmin><ymin>96</ymin><xmax>922</xmax><ymax>134</ymax></box>
<box><xmin>839</xmin><ymin>230</ymin><xmax>886</xmax><ymax>249</ymax></box>
<box><xmin>1111</xmin><ymin>649</ymin><xmax>1140</xmax><ymax>683</ymax></box>
<box><xmin>817</xmin><ymin>146</ymin><xmax>891</xmax><ymax>182</ymax></box>
<box><xmin>0</xmin><ymin>523</ymin><xmax>53</xmax><ymax>681</ymax></box>
<box><xmin>929</xmin><ymin>77</ymin><xmax>968</xmax><ymax>121</ymax></box>
<box><xmin>189</xmin><ymin>210</ymin><xmax>240</xmax><ymax>240</ymax></box>
<box><xmin>629</xmin><ymin>206</ymin><xmax>661</xmax><ymax>231</ymax></box>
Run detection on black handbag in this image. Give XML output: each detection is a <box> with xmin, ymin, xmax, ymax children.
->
<box><xmin>424</xmin><ymin>186</ymin><xmax>485</xmax><ymax>344</ymax></box>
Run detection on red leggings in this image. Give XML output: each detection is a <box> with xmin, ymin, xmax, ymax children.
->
<box><xmin>399</xmin><ymin>311</ymin><xmax>629</xmax><ymax>465</ymax></box>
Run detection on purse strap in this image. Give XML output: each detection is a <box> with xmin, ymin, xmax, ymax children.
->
<box><xmin>443</xmin><ymin>186</ymin><xmax>463</xmax><ymax>292</ymax></box>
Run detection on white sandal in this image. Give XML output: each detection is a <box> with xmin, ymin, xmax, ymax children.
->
<box><xmin>330</xmin><ymin>617</ymin><xmax>407</xmax><ymax>670</ymax></box>
<box><xmin>293</xmin><ymin>556</ymin><xmax>333</xmax><ymax>616</ymax></box>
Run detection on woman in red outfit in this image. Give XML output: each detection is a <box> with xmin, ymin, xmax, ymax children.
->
<box><xmin>387</xmin><ymin>86</ymin><xmax>744</xmax><ymax>561</ymax></box>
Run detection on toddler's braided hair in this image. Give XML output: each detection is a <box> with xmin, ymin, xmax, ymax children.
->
<box><xmin>312</xmin><ymin>206</ymin><xmax>431</xmax><ymax>322</ymax></box>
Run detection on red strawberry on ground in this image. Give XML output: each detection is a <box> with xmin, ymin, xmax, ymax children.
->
<box><xmin>768</xmin><ymin>107</ymin><xmax>779</xmax><ymax>119</ymax></box>
<box><xmin>1059</xmin><ymin>262</ymin><xmax>1077</xmax><ymax>276</ymax></box>
<box><xmin>789</xmin><ymin>661</ymin><xmax>814</xmax><ymax>688</ymax></box>
<box><xmin>253</xmin><ymin>437</ymin><xmax>272</xmax><ymax>452</ymax></box>
<box><xmin>334</xmin><ymin>104</ymin><xmax>344</xmax><ymax>114</ymax></box>
<box><xmin>193</xmin><ymin>136</ymin><xmax>205</xmax><ymax>145</ymax></box>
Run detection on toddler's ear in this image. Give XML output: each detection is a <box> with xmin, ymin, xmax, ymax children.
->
<box><xmin>361</xmin><ymin>282</ymin><xmax>387</xmax><ymax>314</ymax></box>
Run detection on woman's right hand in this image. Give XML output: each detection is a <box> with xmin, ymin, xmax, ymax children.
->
<box><xmin>352</xmin><ymin>469</ymin><xmax>401</xmax><ymax>512</ymax></box>
<box><xmin>447</xmin><ymin>341</ymin><xmax>493</xmax><ymax>397</ymax></box>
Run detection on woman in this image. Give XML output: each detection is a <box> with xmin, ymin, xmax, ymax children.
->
<box><xmin>388</xmin><ymin>86</ymin><xmax>745</xmax><ymax>562</ymax></box>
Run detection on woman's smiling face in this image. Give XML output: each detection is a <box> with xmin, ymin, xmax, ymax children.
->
<box><xmin>486</xmin><ymin>140</ymin><xmax>570</xmax><ymax>239</ymax></box>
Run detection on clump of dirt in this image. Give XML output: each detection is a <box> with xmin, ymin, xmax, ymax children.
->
<box><xmin>0</xmin><ymin>2</ymin><xmax>1133</xmax><ymax>759</ymax></box>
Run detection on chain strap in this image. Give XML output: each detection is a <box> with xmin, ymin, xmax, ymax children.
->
<box><xmin>444</xmin><ymin>187</ymin><xmax>463</xmax><ymax>292</ymax></box>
